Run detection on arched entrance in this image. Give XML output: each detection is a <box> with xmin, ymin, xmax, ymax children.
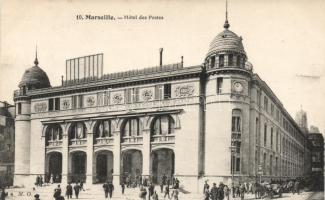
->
<box><xmin>151</xmin><ymin>148</ymin><xmax>174</xmax><ymax>184</ymax></box>
<box><xmin>69</xmin><ymin>151</ymin><xmax>87</xmax><ymax>183</ymax></box>
<box><xmin>95</xmin><ymin>150</ymin><xmax>114</xmax><ymax>183</ymax></box>
<box><xmin>46</xmin><ymin>152</ymin><xmax>62</xmax><ymax>183</ymax></box>
<box><xmin>121</xmin><ymin>149</ymin><xmax>142</xmax><ymax>186</ymax></box>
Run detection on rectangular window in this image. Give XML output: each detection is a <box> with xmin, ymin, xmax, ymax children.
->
<box><xmin>217</xmin><ymin>77</ymin><xmax>223</xmax><ymax>94</ymax></box>
<box><xmin>271</xmin><ymin>104</ymin><xmax>274</xmax><ymax>116</ymax></box>
<box><xmin>219</xmin><ymin>55</ymin><xmax>224</xmax><ymax>67</ymax></box>
<box><xmin>235</xmin><ymin>157</ymin><xmax>240</xmax><ymax>172</ymax></box>
<box><xmin>164</xmin><ymin>83</ymin><xmax>171</xmax><ymax>99</ymax></box>
<box><xmin>271</xmin><ymin>128</ymin><xmax>273</xmax><ymax>149</ymax></box>
<box><xmin>125</xmin><ymin>88</ymin><xmax>132</xmax><ymax>104</ymax></box>
<box><xmin>270</xmin><ymin>155</ymin><xmax>273</xmax><ymax>175</ymax></box>
<box><xmin>232</xmin><ymin>116</ymin><xmax>241</xmax><ymax>132</ymax></box>
<box><xmin>263</xmin><ymin>153</ymin><xmax>266</xmax><ymax>174</ymax></box>
<box><xmin>55</xmin><ymin>98</ymin><xmax>60</xmax><ymax>110</ymax></box>
<box><xmin>264</xmin><ymin>97</ymin><xmax>268</xmax><ymax>111</ymax></box>
<box><xmin>264</xmin><ymin>124</ymin><xmax>267</xmax><ymax>146</ymax></box>
<box><xmin>228</xmin><ymin>54</ymin><xmax>233</xmax><ymax>66</ymax></box>
<box><xmin>17</xmin><ymin>103</ymin><xmax>22</xmax><ymax>114</ymax></box>
<box><xmin>134</xmin><ymin>88</ymin><xmax>140</xmax><ymax>102</ymax></box>
<box><xmin>49</xmin><ymin>98</ymin><xmax>54</xmax><ymax>111</ymax></box>
<box><xmin>210</xmin><ymin>56</ymin><xmax>215</xmax><ymax>68</ymax></box>
<box><xmin>72</xmin><ymin>96</ymin><xmax>77</xmax><ymax>109</ymax></box>
<box><xmin>155</xmin><ymin>85</ymin><xmax>163</xmax><ymax>100</ymax></box>
<box><xmin>276</xmin><ymin>132</ymin><xmax>279</xmax><ymax>152</ymax></box>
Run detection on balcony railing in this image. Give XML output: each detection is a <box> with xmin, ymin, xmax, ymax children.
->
<box><xmin>121</xmin><ymin>136</ymin><xmax>143</xmax><ymax>144</ymax></box>
<box><xmin>70</xmin><ymin>138</ymin><xmax>87</xmax><ymax>146</ymax></box>
<box><xmin>95</xmin><ymin>137</ymin><xmax>114</xmax><ymax>145</ymax></box>
<box><xmin>231</xmin><ymin>132</ymin><xmax>241</xmax><ymax>140</ymax></box>
<box><xmin>151</xmin><ymin>134</ymin><xmax>175</xmax><ymax>143</ymax></box>
<box><xmin>47</xmin><ymin>140</ymin><xmax>63</xmax><ymax>147</ymax></box>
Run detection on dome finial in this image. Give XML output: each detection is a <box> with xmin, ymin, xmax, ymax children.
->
<box><xmin>34</xmin><ymin>45</ymin><xmax>39</xmax><ymax>66</ymax></box>
<box><xmin>224</xmin><ymin>0</ymin><xmax>230</xmax><ymax>29</ymax></box>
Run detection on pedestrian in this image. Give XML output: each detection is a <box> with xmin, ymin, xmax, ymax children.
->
<box><xmin>218</xmin><ymin>183</ymin><xmax>224</xmax><ymax>200</ymax></box>
<box><xmin>79</xmin><ymin>181</ymin><xmax>85</xmax><ymax>191</ymax></box>
<box><xmin>204</xmin><ymin>187</ymin><xmax>210</xmax><ymax>200</ymax></box>
<box><xmin>50</xmin><ymin>174</ymin><xmax>54</xmax><ymax>184</ymax></box>
<box><xmin>34</xmin><ymin>194</ymin><xmax>40</xmax><ymax>200</ymax></box>
<box><xmin>210</xmin><ymin>183</ymin><xmax>218</xmax><ymax>200</ymax></box>
<box><xmin>164</xmin><ymin>184</ymin><xmax>170</xmax><ymax>199</ymax></box>
<box><xmin>160</xmin><ymin>180</ymin><xmax>164</xmax><ymax>193</ymax></box>
<box><xmin>224</xmin><ymin>185</ymin><xmax>230</xmax><ymax>200</ymax></box>
<box><xmin>171</xmin><ymin>188</ymin><xmax>179</xmax><ymax>200</ymax></box>
<box><xmin>53</xmin><ymin>185</ymin><xmax>62</xmax><ymax>200</ymax></box>
<box><xmin>293</xmin><ymin>181</ymin><xmax>300</xmax><ymax>195</ymax></box>
<box><xmin>152</xmin><ymin>191</ymin><xmax>159</xmax><ymax>200</ymax></box>
<box><xmin>73</xmin><ymin>183</ymin><xmax>80</xmax><ymax>199</ymax></box>
<box><xmin>149</xmin><ymin>183</ymin><xmax>155</xmax><ymax>198</ymax></box>
<box><xmin>203</xmin><ymin>180</ymin><xmax>209</xmax><ymax>194</ymax></box>
<box><xmin>35</xmin><ymin>176</ymin><xmax>40</xmax><ymax>187</ymax></box>
<box><xmin>239</xmin><ymin>184</ymin><xmax>245</xmax><ymax>200</ymax></box>
<box><xmin>139</xmin><ymin>186</ymin><xmax>147</xmax><ymax>200</ymax></box>
<box><xmin>108</xmin><ymin>181</ymin><xmax>114</xmax><ymax>198</ymax></box>
<box><xmin>0</xmin><ymin>188</ymin><xmax>8</xmax><ymax>200</ymax></box>
<box><xmin>66</xmin><ymin>183</ymin><xmax>73</xmax><ymax>199</ymax></box>
<box><xmin>121</xmin><ymin>181</ymin><xmax>125</xmax><ymax>195</ymax></box>
<box><xmin>174</xmin><ymin>178</ymin><xmax>180</xmax><ymax>189</ymax></box>
<box><xmin>103</xmin><ymin>182</ymin><xmax>109</xmax><ymax>198</ymax></box>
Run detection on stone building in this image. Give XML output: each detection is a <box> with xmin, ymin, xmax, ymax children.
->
<box><xmin>0</xmin><ymin>101</ymin><xmax>15</xmax><ymax>187</ymax></box>
<box><xmin>13</xmin><ymin>15</ymin><xmax>311</xmax><ymax>192</ymax></box>
<box><xmin>307</xmin><ymin>130</ymin><xmax>324</xmax><ymax>190</ymax></box>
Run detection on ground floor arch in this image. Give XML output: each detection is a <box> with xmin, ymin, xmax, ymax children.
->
<box><xmin>150</xmin><ymin>148</ymin><xmax>175</xmax><ymax>184</ymax></box>
<box><xmin>45</xmin><ymin>152</ymin><xmax>62</xmax><ymax>183</ymax></box>
<box><xmin>94</xmin><ymin>150</ymin><xmax>114</xmax><ymax>183</ymax></box>
<box><xmin>69</xmin><ymin>151</ymin><xmax>87</xmax><ymax>183</ymax></box>
<box><xmin>121</xmin><ymin>149</ymin><xmax>143</xmax><ymax>186</ymax></box>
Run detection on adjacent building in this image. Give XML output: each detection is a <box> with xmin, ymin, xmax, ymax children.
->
<box><xmin>307</xmin><ymin>130</ymin><xmax>324</xmax><ymax>190</ymax></box>
<box><xmin>13</xmin><ymin>15</ymin><xmax>312</xmax><ymax>192</ymax></box>
<box><xmin>0</xmin><ymin>101</ymin><xmax>15</xmax><ymax>187</ymax></box>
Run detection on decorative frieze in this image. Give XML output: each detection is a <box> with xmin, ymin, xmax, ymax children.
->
<box><xmin>111</xmin><ymin>91</ymin><xmax>124</xmax><ymax>104</ymax></box>
<box><xmin>142</xmin><ymin>89</ymin><xmax>153</xmax><ymax>101</ymax></box>
<box><xmin>34</xmin><ymin>102</ymin><xmax>48</xmax><ymax>113</ymax></box>
<box><xmin>174</xmin><ymin>84</ymin><xmax>195</xmax><ymax>98</ymax></box>
<box><xmin>61</xmin><ymin>98</ymin><xmax>71</xmax><ymax>110</ymax></box>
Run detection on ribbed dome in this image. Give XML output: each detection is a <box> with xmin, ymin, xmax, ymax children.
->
<box><xmin>19</xmin><ymin>59</ymin><xmax>51</xmax><ymax>89</ymax></box>
<box><xmin>207</xmin><ymin>29</ymin><xmax>246</xmax><ymax>57</ymax></box>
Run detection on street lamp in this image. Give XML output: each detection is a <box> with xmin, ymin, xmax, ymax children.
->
<box><xmin>229</xmin><ymin>144</ymin><xmax>236</xmax><ymax>198</ymax></box>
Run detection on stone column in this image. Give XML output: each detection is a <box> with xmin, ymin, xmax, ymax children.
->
<box><xmin>142</xmin><ymin>128</ymin><xmax>151</xmax><ymax>180</ymax></box>
<box><xmin>59</xmin><ymin>123</ymin><xmax>70</xmax><ymax>185</ymax></box>
<box><xmin>113</xmin><ymin>130</ymin><xmax>121</xmax><ymax>190</ymax></box>
<box><xmin>86</xmin><ymin>130</ymin><xmax>94</xmax><ymax>184</ymax></box>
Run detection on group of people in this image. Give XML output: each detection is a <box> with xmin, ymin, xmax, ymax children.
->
<box><xmin>35</xmin><ymin>175</ymin><xmax>44</xmax><ymax>187</ymax></box>
<box><xmin>203</xmin><ymin>182</ymin><xmax>232</xmax><ymax>200</ymax></box>
<box><xmin>52</xmin><ymin>181</ymin><xmax>84</xmax><ymax>200</ymax></box>
<box><xmin>139</xmin><ymin>176</ymin><xmax>180</xmax><ymax>200</ymax></box>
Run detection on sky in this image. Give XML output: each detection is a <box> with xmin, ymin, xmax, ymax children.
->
<box><xmin>0</xmin><ymin>0</ymin><xmax>325</xmax><ymax>133</ymax></box>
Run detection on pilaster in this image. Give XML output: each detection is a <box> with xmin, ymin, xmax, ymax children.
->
<box><xmin>142</xmin><ymin>128</ymin><xmax>151</xmax><ymax>179</ymax></box>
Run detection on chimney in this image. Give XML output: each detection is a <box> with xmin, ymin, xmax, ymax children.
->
<box><xmin>159</xmin><ymin>48</ymin><xmax>163</xmax><ymax>67</ymax></box>
<box><xmin>61</xmin><ymin>75</ymin><xmax>64</xmax><ymax>86</ymax></box>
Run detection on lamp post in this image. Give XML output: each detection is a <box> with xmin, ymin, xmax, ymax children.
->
<box><xmin>230</xmin><ymin>145</ymin><xmax>236</xmax><ymax>198</ymax></box>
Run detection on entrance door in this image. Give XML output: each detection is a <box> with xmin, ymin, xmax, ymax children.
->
<box><xmin>71</xmin><ymin>151</ymin><xmax>86</xmax><ymax>183</ymax></box>
<box><xmin>122</xmin><ymin>150</ymin><xmax>142</xmax><ymax>185</ymax></box>
<box><xmin>48</xmin><ymin>152</ymin><xmax>62</xmax><ymax>183</ymax></box>
<box><xmin>151</xmin><ymin>148</ymin><xmax>174</xmax><ymax>184</ymax></box>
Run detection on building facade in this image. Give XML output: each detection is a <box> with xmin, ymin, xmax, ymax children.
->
<box><xmin>13</xmin><ymin>18</ymin><xmax>311</xmax><ymax>192</ymax></box>
<box><xmin>0</xmin><ymin>101</ymin><xmax>15</xmax><ymax>187</ymax></box>
<box><xmin>307</xmin><ymin>132</ymin><xmax>324</xmax><ymax>190</ymax></box>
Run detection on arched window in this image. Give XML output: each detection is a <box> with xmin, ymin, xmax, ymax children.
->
<box><xmin>122</xmin><ymin>118</ymin><xmax>140</xmax><ymax>137</ymax></box>
<box><xmin>151</xmin><ymin>115</ymin><xmax>175</xmax><ymax>136</ymax></box>
<box><xmin>69</xmin><ymin>122</ymin><xmax>86</xmax><ymax>140</ymax></box>
<box><xmin>95</xmin><ymin>120</ymin><xmax>112</xmax><ymax>138</ymax></box>
<box><xmin>46</xmin><ymin>124</ymin><xmax>63</xmax><ymax>146</ymax></box>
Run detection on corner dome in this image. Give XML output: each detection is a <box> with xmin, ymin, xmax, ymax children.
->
<box><xmin>18</xmin><ymin>58</ymin><xmax>51</xmax><ymax>89</ymax></box>
<box><xmin>207</xmin><ymin>29</ymin><xmax>246</xmax><ymax>57</ymax></box>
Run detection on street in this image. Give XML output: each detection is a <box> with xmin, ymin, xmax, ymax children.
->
<box><xmin>2</xmin><ymin>184</ymin><xmax>324</xmax><ymax>200</ymax></box>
